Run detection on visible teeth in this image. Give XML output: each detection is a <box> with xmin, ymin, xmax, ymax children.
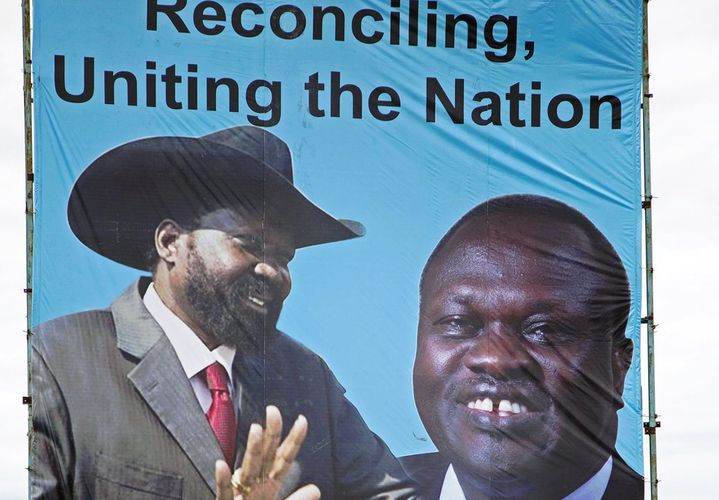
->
<box><xmin>497</xmin><ymin>399</ymin><xmax>513</xmax><ymax>416</ymax></box>
<box><xmin>479</xmin><ymin>398</ymin><xmax>493</xmax><ymax>412</ymax></box>
<box><xmin>249</xmin><ymin>296</ymin><xmax>265</xmax><ymax>307</ymax></box>
<box><xmin>467</xmin><ymin>397</ymin><xmax>529</xmax><ymax>415</ymax></box>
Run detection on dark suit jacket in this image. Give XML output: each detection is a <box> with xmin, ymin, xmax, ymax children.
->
<box><xmin>400</xmin><ymin>452</ymin><xmax>643</xmax><ymax>499</ymax></box>
<box><xmin>31</xmin><ymin>279</ymin><xmax>416</xmax><ymax>499</ymax></box>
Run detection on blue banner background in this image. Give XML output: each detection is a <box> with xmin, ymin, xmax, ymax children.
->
<box><xmin>32</xmin><ymin>0</ymin><xmax>643</xmax><ymax>473</ymax></box>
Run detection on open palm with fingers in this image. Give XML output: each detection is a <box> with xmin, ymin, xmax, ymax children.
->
<box><xmin>215</xmin><ymin>406</ymin><xmax>321</xmax><ymax>500</ymax></box>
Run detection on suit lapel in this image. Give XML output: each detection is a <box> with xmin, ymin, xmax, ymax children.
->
<box><xmin>401</xmin><ymin>452</ymin><xmax>448</xmax><ymax>500</ymax></box>
<box><xmin>230</xmin><ymin>346</ymin><xmax>303</xmax><ymax>497</ymax></box>
<box><xmin>128</xmin><ymin>336</ymin><xmax>222</xmax><ymax>495</ymax></box>
<box><xmin>232</xmin><ymin>349</ymin><xmax>266</xmax><ymax>470</ymax></box>
<box><xmin>602</xmin><ymin>451</ymin><xmax>644</xmax><ymax>499</ymax></box>
<box><xmin>112</xmin><ymin>279</ymin><xmax>223</xmax><ymax>496</ymax></box>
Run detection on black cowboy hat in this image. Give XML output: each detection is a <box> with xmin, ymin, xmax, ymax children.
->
<box><xmin>68</xmin><ymin>126</ymin><xmax>365</xmax><ymax>271</ymax></box>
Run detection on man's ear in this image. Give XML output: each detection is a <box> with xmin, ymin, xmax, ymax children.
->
<box><xmin>155</xmin><ymin>219</ymin><xmax>183</xmax><ymax>265</ymax></box>
<box><xmin>611</xmin><ymin>337</ymin><xmax>633</xmax><ymax>409</ymax></box>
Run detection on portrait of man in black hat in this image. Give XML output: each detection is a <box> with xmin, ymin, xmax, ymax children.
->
<box><xmin>30</xmin><ymin>126</ymin><xmax>415</xmax><ymax>499</ymax></box>
<box><xmin>402</xmin><ymin>194</ymin><xmax>644</xmax><ymax>499</ymax></box>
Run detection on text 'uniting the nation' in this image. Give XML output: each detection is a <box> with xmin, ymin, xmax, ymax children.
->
<box><xmin>50</xmin><ymin>0</ymin><xmax>625</xmax><ymax>130</ymax></box>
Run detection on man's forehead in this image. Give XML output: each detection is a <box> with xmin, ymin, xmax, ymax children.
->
<box><xmin>427</xmin><ymin>216</ymin><xmax>598</xmax><ymax>281</ymax></box>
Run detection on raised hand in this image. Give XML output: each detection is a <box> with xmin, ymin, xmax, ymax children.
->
<box><xmin>215</xmin><ymin>406</ymin><xmax>320</xmax><ymax>500</ymax></box>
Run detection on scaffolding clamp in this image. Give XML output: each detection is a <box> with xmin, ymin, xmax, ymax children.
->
<box><xmin>644</xmin><ymin>421</ymin><xmax>661</xmax><ymax>435</ymax></box>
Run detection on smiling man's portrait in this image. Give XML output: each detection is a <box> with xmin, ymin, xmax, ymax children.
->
<box><xmin>30</xmin><ymin>125</ymin><xmax>415</xmax><ymax>500</ymax></box>
<box><xmin>402</xmin><ymin>194</ymin><xmax>643</xmax><ymax>499</ymax></box>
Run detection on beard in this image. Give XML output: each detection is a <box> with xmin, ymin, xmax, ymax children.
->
<box><xmin>184</xmin><ymin>247</ymin><xmax>281</xmax><ymax>351</ymax></box>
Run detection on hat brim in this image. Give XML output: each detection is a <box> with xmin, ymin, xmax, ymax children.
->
<box><xmin>68</xmin><ymin>135</ymin><xmax>365</xmax><ymax>271</ymax></box>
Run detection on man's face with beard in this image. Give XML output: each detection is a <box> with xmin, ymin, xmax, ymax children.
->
<box><xmin>175</xmin><ymin>208</ymin><xmax>295</xmax><ymax>350</ymax></box>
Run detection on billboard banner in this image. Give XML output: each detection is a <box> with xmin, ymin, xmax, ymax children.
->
<box><xmin>31</xmin><ymin>1</ymin><xmax>644</xmax><ymax>498</ymax></box>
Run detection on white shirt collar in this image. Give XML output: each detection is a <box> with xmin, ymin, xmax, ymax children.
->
<box><xmin>439</xmin><ymin>456</ymin><xmax>613</xmax><ymax>500</ymax></box>
<box><xmin>143</xmin><ymin>283</ymin><xmax>236</xmax><ymax>389</ymax></box>
<box><xmin>439</xmin><ymin>464</ymin><xmax>465</xmax><ymax>500</ymax></box>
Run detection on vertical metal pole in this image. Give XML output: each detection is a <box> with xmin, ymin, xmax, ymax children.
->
<box><xmin>22</xmin><ymin>0</ymin><xmax>34</xmax><ymax>492</ymax></box>
<box><xmin>641</xmin><ymin>1</ymin><xmax>659</xmax><ymax>499</ymax></box>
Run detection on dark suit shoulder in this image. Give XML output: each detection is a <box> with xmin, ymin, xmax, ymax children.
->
<box><xmin>271</xmin><ymin>330</ymin><xmax>322</xmax><ymax>359</ymax></box>
<box><xmin>400</xmin><ymin>452</ymin><xmax>444</xmax><ymax>470</ymax></box>
<box><xmin>267</xmin><ymin>331</ymin><xmax>333</xmax><ymax>372</ymax></box>
<box><xmin>32</xmin><ymin>309</ymin><xmax>116</xmax><ymax>359</ymax></box>
<box><xmin>603</xmin><ymin>453</ymin><xmax>644</xmax><ymax>499</ymax></box>
<box><xmin>35</xmin><ymin>308</ymin><xmax>114</xmax><ymax>333</ymax></box>
<box><xmin>400</xmin><ymin>453</ymin><xmax>447</xmax><ymax>500</ymax></box>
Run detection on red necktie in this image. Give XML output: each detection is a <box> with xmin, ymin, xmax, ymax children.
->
<box><xmin>205</xmin><ymin>362</ymin><xmax>237</xmax><ymax>465</ymax></box>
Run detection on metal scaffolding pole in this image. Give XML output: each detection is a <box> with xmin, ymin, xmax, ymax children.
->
<box><xmin>641</xmin><ymin>1</ymin><xmax>659</xmax><ymax>499</ymax></box>
<box><xmin>22</xmin><ymin>0</ymin><xmax>34</xmax><ymax>495</ymax></box>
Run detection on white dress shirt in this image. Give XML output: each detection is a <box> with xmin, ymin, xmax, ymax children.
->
<box><xmin>439</xmin><ymin>456</ymin><xmax>613</xmax><ymax>500</ymax></box>
<box><xmin>143</xmin><ymin>283</ymin><xmax>237</xmax><ymax>414</ymax></box>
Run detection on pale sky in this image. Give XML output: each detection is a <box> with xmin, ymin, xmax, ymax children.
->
<box><xmin>1</xmin><ymin>2</ymin><xmax>716</xmax><ymax>499</ymax></box>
